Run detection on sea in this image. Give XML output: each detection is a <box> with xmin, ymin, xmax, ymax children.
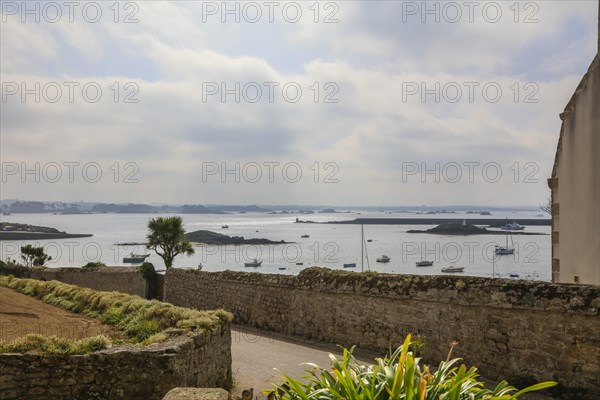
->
<box><xmin>0</xmin><ymin>211</ymin><xmax>551</xmax><ymax>281</ymax></box>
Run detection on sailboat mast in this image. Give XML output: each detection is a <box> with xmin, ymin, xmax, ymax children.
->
<box><xmin>361</xmin><ymin>224</ymin><xmax>364</xmax><ymax>272</ymax></box>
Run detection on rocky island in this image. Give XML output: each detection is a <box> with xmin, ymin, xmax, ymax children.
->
<box><xmin>185</xmin><ymin>230</ymin><xmax>289</xmax><ymax>245</ymax></box>
<box><xmin>407</xmin><ymin>223</ymin><xmax>545</xmax><ymax>235</ymax></box>
<box><xmin>0</xmin><ymin>222</ymin><xmax>93</xmax><ymax>240</ymax></box>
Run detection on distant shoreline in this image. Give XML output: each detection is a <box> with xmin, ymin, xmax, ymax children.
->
<box><xmin>406</xmin><ymin>230</ymin><xmax>546</xmax><ymax>236</ymax></box>
<box><xmin>0</xmin><ymin>232</ymin><xmax>93</xmax><ymax>241</ymax></box>
<box><xmin>297</xmin><ymin>217</ymin><xmax>551</xmax><ymax>226</ymax></box>
<box><xmin>0</xmin><ymin>222</ymin><xmax>93</xmax><ymax>241</ymax></box>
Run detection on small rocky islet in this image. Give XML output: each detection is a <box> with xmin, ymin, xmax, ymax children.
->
<box><xmin>185</xmin><ymin>230</ymin><xmax>289</xmax><ymax>245</ymax></box>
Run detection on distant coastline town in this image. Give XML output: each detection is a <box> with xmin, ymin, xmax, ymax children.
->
<box><xmin>0</xmin><ymin>199</ymin><xmax>545</xmax><ymax>215</ymax></box>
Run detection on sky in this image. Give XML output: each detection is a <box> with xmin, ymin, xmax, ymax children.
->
<box><xmin>1</xmin><ymin>0</ymin><xmax>598</xmax><ymax>207</ymax></box>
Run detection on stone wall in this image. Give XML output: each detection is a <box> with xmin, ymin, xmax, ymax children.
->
<box><xmin>0</xmin><ymin>326</ymin><xmax>232</xmax><ymax>400</ymax></box>
<box><xmin>165</xmin><ymin>267</ymin><xmax>600</xmax><ymax>400</ymax></box>
<box><xmin>29</xmin><ymin>267</ymin><xmax>148</xmax><ymax>298</ymax></box>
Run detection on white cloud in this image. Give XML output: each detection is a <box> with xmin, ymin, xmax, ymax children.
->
<box><xmin>0</xmin><ymin>0</ymin><xmax>597</xmax><ymax>205</ymax></box>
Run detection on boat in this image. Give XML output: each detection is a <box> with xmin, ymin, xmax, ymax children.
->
<box><xmin>495</xmin><ymin>229</ymin><xmax>515</xmax><ymax>255</ymax></box>
<box><xmin>495</xmin><ymin>245</ymin><xmax>515</xmax><ymax>255</ymax></box>
<box><xmin>376</xmin><ymin>255</ymin><xmax>390</xmax><ymax>263</ymax></box>
<box><xmin>301</xmin><ymin>234</ymin><xmax>309</xmax><ymax>238</ymax></box>
<box><xmin>441</xmin><ymin>266</ymin><xmax>464</xmax><ymax>273</ymax></box>
<box><xmin>360</xmin><ymin>224</ymin><xmax>371</xmax><ymax>272</ymax></box>
<box><xmin>244</xmin><ymin>259</ymin><xmax>262</xmax><ymax>268</ymax></box>
<box><xmin>2</xmin><ymin>211</ymin><xmax>10</xmax><ymax>216</ymax></box>
<box><xmin>222</xmin><ymin>225</ymin><xmax>229</xmax><ymax>229</ymax></box>
<box><xmin>501</xmin><ymin>221</ymin><xmax>525</xmax><ymax>231</ymax></box>
<box><xmin>123</xmin><ymin>253</ymin><xmax>150</xmax><ymax>264</ymax></box>
<box><xmin>278</xmin><ymin>267</ymin><xmax>287</xmax><ymax>271</ymax></box>
<box><xmin>296</xmin><ymin>262</ymin><xmax>304</xmax><ymax>265</ymax></box>
<box><xmin>416</xmin><ymin>260</ymin><xmax>434</xmax><ymax>267</ymax></box>
<box><xmin>509</xmin><ymin>273</ymin><xmax>520</xmax><ymax>278</ymax></box>
<box><xmin>367</xmin><ymin>239</ymin><xmax>373</xmax><ymax>242</ymax></box>
<box><xmin>342</xmin><ymin>225</ymin><xmax>369</xmax><ymax>271</ymax></box>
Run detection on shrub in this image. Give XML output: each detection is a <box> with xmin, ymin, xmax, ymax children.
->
<box><xmin>0</xmin><ymin>259</ymin><xmax>30</xmax><ymax>278</ymax></box>
<box><xmin>0</xmin><ymin>334</ymin><xmax>110</xmax><ymax>355</ymax></box>
<box><xmin>267</xmin><ymin>335</ymin><xmax>557</xmax><ymax>400</ymax></box>
<box><xmin>82</xmin><ymin>261</ymin><xmax>106</xmax><ymax>269</ymax></box>
<box><xmin>125</xmin><ymin>318</ymin><xmax>161</xmax><ymax>340</ymax></box>
<box><xmin>139</xmin><ymin>262</ymin><xmax>156</xmax><ymax>280</ymax></box>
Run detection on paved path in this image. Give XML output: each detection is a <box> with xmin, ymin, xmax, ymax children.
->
<box><xmin>231</xmin><ymin>326</ymin><xmax>376</xmax><ymax>399</ymax></box>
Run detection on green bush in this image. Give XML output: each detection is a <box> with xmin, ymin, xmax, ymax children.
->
<box><xmin>82</xmin><ymin>261</ymin><xmax>107</xmax><ymax>269</ymax></box>
<box><xmin>139</xmin><ymin>262</ymin><xmax>156</xmax><ymax>280</ymax></box>
<box><xmin>0</xmin><ymin>259</ymin><xmax>30</xmax><ymax>277</ymax></box>
<box><xmin>268</xmin><ymin>335</ymin><xmax>557</xmax><ymax>400</ymax></box>
<box><xmin>125</xmin><ymin>318</ymin><xmax>161</xmax><ymax>340</ymax></box>
<box><xmin>0</xmin><ymin>334</ymin><xmax>111</xmax><ymax>355</ymax></box>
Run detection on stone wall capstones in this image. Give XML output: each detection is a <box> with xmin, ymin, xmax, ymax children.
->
<box><xmin>164</xmin><ymin>267</ymin><xmax>600</xmax><ymax>400</ymax></box>
<box><xmin>163</xmin><ymin>387</ymin><xmax>229</xmax><ymax>400</ymax></box>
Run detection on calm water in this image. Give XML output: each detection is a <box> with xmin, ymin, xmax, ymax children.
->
<box><xmin>0</xmin><ymin>212</ymin><xmax>551</xmax><ymax>281</ymax></box>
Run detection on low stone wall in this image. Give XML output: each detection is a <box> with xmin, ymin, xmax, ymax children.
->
<box><xmin>29</xmin><ymin>267</ymin><xmax>147</xmax><ymax>298</ymax></box>
<box><xmin>165</xmin><ymin>267</ymin><xmax>600</xmax><ymax>400</ymax></box>
<box><xmin>0</xmin><ymin>327</ymin><xmax>232</xmax><ymax>400</ymax></box>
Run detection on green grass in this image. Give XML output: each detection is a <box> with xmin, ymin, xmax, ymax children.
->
<box><xmin>0</xmin><ymin>275</ymin><xmax>232</xmax><ymax>355</ymax></box>
<box><xmin>267</xmin><ymin>334</ymin><xmax>557</xmax><ymax>400</ymax></box>
<box><xmin>0</xmin><ymin>334</ymin><xmax>111</xmax><ymax>355</ymax></box>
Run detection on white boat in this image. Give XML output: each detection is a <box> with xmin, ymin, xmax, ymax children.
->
<box><xmin>495</xmin><ymin>246</ymin><xmax>515</xmax><ymax>255</ymax></box>
<box><xmin>376</xmin><ymin>255</ymin><xmax>390</xmax><ymax>263</ymax></box>
<box><xmin>501</xmin><ymin>221</ymin><xmax>525</xmax><ymax>231</ymax></box>
<box><xmin>416</xmin><ymin>260</ymin><xmax>434</xmax><ymax>267</ymax></box>
<box><xmin>123</xmin><ymin>253</ymin><xmax>150</xmax><ymax>263</ymax></box>
<box><xmin>495</xmin><ymin>229</ymin><xmax>515</xmax><ymax>255</ymax></box>
<box><xmin>441</xmin><ymin>266</ymin><xmax>464</xmax><ymax>273</ymax></box>
<box><xmin>244</xmin><ymin>259</ymin><xmax>262</xmax><ymax>268</ymax></box>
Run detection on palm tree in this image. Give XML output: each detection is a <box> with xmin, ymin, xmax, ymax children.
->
<box><xmin>146</xmin><ymin>216</ymin><xmax>194</xmax><ymax>269</ymax></box>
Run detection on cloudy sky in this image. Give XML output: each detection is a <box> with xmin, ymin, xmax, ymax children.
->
<box><xmin>1</xmin><ymin>0</ymin><xmax>598</xmax><ymax>206</ymax></box>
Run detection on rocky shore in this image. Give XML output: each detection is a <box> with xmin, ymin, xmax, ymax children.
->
<box><xmin>0</xmin><ymin>223</ymin><xmax>93</xmax><ymax>241</ymax></box>
<box><xmin>185</xmin><ymin>230</ymin><xmax>289</xmax><ymax>245</ymax></box>
<box><xmin>407</xmin><ymin>223</ymin><xmax>546</xmax><ymax>235</ymax></box>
